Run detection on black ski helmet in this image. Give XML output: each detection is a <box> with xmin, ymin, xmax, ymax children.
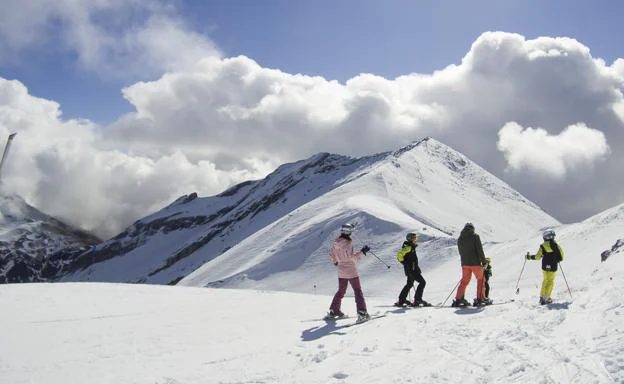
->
<box><xmin>406</xmin><ymin>232</ymin><xmax>417</xmax><ymax>241</ymax></box>
<box><xmin>464</xmin><ymin>222</ymin><xmax>474</xmax><ymax>231</ymax></box>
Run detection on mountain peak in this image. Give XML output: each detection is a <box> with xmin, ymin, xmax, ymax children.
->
<box><xmin>0</xmin><ymin>191</ymin><xmax>100</xmax><ymax>283</ymax></box>
<box><xmin>62</xmin><ymin>137</ymin><xmax>558</xmax><ymax>287</ymax></box>
<box><xmin>390</xmin><ymin>136</ymin><xmax>432</xmax><ymax>158</ymax></box>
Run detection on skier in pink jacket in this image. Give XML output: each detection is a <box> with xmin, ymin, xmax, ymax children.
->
<box><xmin>327</xmin><ymin>223</ymin><xmax>371</xmax><ymax>322</ymax></box>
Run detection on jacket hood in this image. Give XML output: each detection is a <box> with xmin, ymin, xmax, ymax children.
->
<box><xmin>460</xmin><ymin>227</ymin><xmax>474</xmax><ymax>236</ymax></box>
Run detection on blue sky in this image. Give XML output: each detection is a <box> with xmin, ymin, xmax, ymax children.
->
<box><xmin>1</xmin><ymin>1</ymin><xmax>621</xmax><ymax>125</ymax></box>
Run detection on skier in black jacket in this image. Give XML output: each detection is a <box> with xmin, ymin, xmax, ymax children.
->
<box><xmin>394</xmin><ymin>232</ymin><xmax>431</xmax><ymax>307</ymax></box>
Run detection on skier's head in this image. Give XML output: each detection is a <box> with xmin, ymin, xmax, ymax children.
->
<box><xmin>406</xmin><ymin>232</ymin><xmax>418</xmax><ymax>243</ymax></box>
<box><xmin>485</xmin><ymin>257</ymin><xmax>491</xmax><ymax>265</ymax></box>
<box><xmin>340</xmin><ymin>223</ymin><xmax>354</xmax><ymax>236</ymax></box>
<box><xmin>463</xmin><ymin>222</ymin><xmax>475</xmax><ymax>232</ymax></box>
<box><xmin>542</xmin><ymin>229</ymin><xmax>556</xmax><ymax>241</ymax></box>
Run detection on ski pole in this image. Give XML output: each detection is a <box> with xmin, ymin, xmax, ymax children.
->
<box><xmin>515</xmin><ymin>257</ymin><xmax>528</xmax><ymax>295</ymax></box>
<box><xmin>368</xmin><ymin>250</ymin><xmax>391</xmax><ymax>269</ymax></box>
<box><xmin>559</xmin><ymin>264</ymin><xmax>573</xmax><ymax>299</ymax></box>
<box><xmin>441</xmin><ymin>279</ymin><xmax>461</xmax><ymax>307</ymax></box>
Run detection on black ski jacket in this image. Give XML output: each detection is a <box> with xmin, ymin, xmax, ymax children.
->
<box><xmin>457</xmin><ymin>227</ymin><xmax>487</xmax><ymax>266</ymax></box>
<box><xmin>396</xmin><ymin>241</ymin><xmax>421</xmax><ymax>276</ymax></box>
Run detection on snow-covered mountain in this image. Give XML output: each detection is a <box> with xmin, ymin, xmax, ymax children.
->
<box><xmin>64</xmin><ymin>137</ymin><xmax>559</xmax><ymax>287</ymax></box>
<box><xmin>0</xmin><ymin>193</ymin><xmax>100</xmax><ymax>283</ymax></box>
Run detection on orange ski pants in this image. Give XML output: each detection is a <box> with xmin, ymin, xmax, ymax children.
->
<box><xmin>455</xmin><ymin>266</ymin><xmax>485</xmax><ymax>300</ymax></box>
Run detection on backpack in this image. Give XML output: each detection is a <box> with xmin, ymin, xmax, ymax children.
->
<box><xmin>540</xmin><ymin>240</ymin><xmax>562</xmax><ymax>272</ymax></box>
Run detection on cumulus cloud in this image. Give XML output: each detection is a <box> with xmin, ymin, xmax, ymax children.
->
<box><xmin>2</xmin><ymin>30</ymin><xmax>624</xmax><ymax>237</ymax></box>
<box><xmin>497</xmin><ymin>122</ymin><xmax>610</xmax><ymax>177</ymax></box>
<box><xmin>0</xmin><ymin>78</ymin><xmax>262</xmax><ymax>237</ymax></box>
<box><xmin>0</xmin><ymin>0</ymin><xmax>221</xmax><ymax>77</ymax></box>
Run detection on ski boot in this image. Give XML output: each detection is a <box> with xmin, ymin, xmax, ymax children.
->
<box><xmin>324</xmin><ymin>309</ymin><xmax>346</xmax><ymax>320</ymax></box>
<box><xmin>412</xmin><ymin>299</ymin><xmax>432</xmax><ymax>307</ymax></box>
<box><xmin>539</xmin><ymin>297</ymin><xmax>553</xmax><ymax>305</ymax></box>
<box><xmin>451</xmin><ymin>298</ymin><xmax>470</xmax><ymax>307</ymax></box>
<box><xmin>394</xmin><ymin>300</ymin><xmax>412</xmax><ymax>307</ymax></box>
<box><xmin>473</xmin><ymin>298</ymin><xmax>493</xmax><ymax>307</ymax></box>
<box><xmin>357</xmin><ymin>310</ymin><xmax>371</xmax><ymax>323</ymax></box>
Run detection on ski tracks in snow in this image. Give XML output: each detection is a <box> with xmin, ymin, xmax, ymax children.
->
<box><xmin>294</xmin><ymin>297</ymin><xmax>618</xmax><ymax>383</ymax></box>
<box><xmin>426</xmin><ymin>299</ymin><xmax>616</xmax><ymax>383</ymax></box>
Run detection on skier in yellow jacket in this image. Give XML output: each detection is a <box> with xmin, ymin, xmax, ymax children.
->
<box><xmin>526</xmin><ymin>229</ymin><xmax>564</xmax><ymax>305</ymax></box>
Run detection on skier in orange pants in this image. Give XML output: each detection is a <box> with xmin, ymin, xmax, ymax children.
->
<box><xmin>452</xmin><ymin>223</ymin><xmax>492</xmax><ymax>307</ymax></box>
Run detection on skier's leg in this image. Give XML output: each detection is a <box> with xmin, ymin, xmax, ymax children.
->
<box><xmin>398</xmin><ymin>275</ymin><xmax>415</xmax><ymax>303</ymax></box>
<box><xmin>474</xmin><ymin>267</ymin><xmax>485</xmax><ymax>299</ymax></box>
<box><xmin>414</xmin><ymin>273</ymin><xmax>426</xmax><ymax>302</ymax></box>
<box><xmin>542</xmin><ymin>271</ymin><xmax>556</xmax><ymax>299</ymax></box>
<box><xmin>455</xmin><ymin>266</ymin><xmax>472</xmax><ymax>300</ymax></box>
<box><xmin>349</xmin><ymin>277</ymin><xmax>367</xmax><ymax>312</ymax></box>
<box><xmin>330</xmin><ymin>278</ymin><xmax>348</xmax><ymax>312</ymax></box>
<box><xmin>539</xmin><ymin>271</ymin><xmax>548</xmax><ymax>298</ymax></box>
<box><xmin>484</xmin><ymin>279</ymin><xmax>490</xmax><ymax>298</ymax></box>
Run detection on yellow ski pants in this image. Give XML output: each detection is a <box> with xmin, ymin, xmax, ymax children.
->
<box><xmin>540</xmin><ymin>270</ymin><xmax>557</xmax><ymax>298</ymax></box>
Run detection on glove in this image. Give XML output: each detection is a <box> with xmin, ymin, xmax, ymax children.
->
<box><xmin>525</xmin><ymin>252</ymin><xmax>531</xmax><ymax>260</ymax></box>
<box><xmin>361</xmin><ymin>245</ymin><xmax>370</xmax><ymax>254</ymax></box>
<box><xmin>334</xmin><ymin>262</ymin><xmax>338</xmax><ymax>266</ymax></box>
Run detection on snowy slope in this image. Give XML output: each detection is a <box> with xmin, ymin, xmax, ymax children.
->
<box><xmin>65</xmin><ymin>138</ymin><xmax>558</xmax><ymax>287</ymax></box>
<box><xmin>0</xmin><ymin>193</ymin><xmax>100</xmax><ymax>283</ymax></box>
<box><xmin>63</xmin><ymin>150</ymin><xmax>378</xmax><ymax>284</ymax></box>
<box><xmin>1</xmin><ymin>233</ymin><xmax>621</xmax><ymax>384</ymax></box>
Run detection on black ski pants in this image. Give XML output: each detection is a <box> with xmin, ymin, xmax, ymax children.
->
<box><xmin>399</xmin><ymin>268</ymin><xmax>426</xmax><ymax>303</ymax></box>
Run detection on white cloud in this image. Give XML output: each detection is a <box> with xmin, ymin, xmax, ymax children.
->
<box><xmin>0</xmin><ymin>78</ymin><xmax>261</xmax><ymax>237</ymax></box>
<box><xmin>0</xmin><ymin>0</ymin><xmax>221</xmax><ymax>77</ymax></box>
<box><xmin>613</xmin><ymin>58</ymin><xmax>624</xmax><ymax>77</ymax></box>
<box><xmin>497</xmin><ymin>122</ymin><xmax>610</xmax><ymax>177</ymax></box>
<box><xmin>2</xmin><ymin>31</ymin><xmax>624</xmax><ymax>236</ymax></box>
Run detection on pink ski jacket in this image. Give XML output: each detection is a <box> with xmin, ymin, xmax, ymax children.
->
<box><xmin>329</xmin><ymin>237</ymin><xmax>364</xmax><ymax>279</ymax></box>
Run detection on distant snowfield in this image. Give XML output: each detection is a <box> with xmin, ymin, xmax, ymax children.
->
<box><xmin>1</xmin><ymin>250</ymin><xmax>622</xmax><ymax>384</ymax></box>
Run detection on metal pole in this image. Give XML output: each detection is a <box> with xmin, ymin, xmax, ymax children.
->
<box><xmin>515</xmin><ymin>258</ymin><xmax>528</xmax><ymax>294</ymax></box>
<box><xmin>0</xmin><ymin>132</ymin><xmax>17</xmax><ymax>184</ymax></box>
<box><xmin>440</xmin><ymin>279</ymin><xmax>461</xmax><ymax>307</ymax></box>
<box><xmin>559</xmin><ymin>264</ymin><xmax>573</xmax><ymax>299</ymax></box>
<box><xmin>368</xmin><ymin>250</ymin><xmax>391</xmax><ymax>269</ymax></box>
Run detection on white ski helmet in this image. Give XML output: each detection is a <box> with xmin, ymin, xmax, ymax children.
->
<box><xmin>340</xmin><ymin>223</ymin><xmax>354</xmax><ymax>235</ymax></box>
<box><xmin>542</xmin><ymin>229</ymin><xmax>556</xmax><ymax>240</ymax></box>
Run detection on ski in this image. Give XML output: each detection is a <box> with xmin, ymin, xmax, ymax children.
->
<box><xmin>301</xmin><ymin>315</ymin><xmax>351</xmax><ymax>323</ymax></box>
<box><xmin>341</xmin><ymin>314</ymin><xmax>387</xmax><ymax>328</ymax></box>
<box><xmin>435</xmin><ymin>299</ymin><xmax>515</xmax><ymax>309</ymax></box>
<box><xmin>382</xmin><ymin>302</ymin><xmax>433</xmax><ymax>309</ymax></box>
<box><xmin>482</xmin><ymin>299</ymin><xmax>515</xmax><ymax>306</ymax></box>
<box><xmin>541</xmin><ymin>301</ymin><xmax>571</xmax><ymax>309</ymax></box>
